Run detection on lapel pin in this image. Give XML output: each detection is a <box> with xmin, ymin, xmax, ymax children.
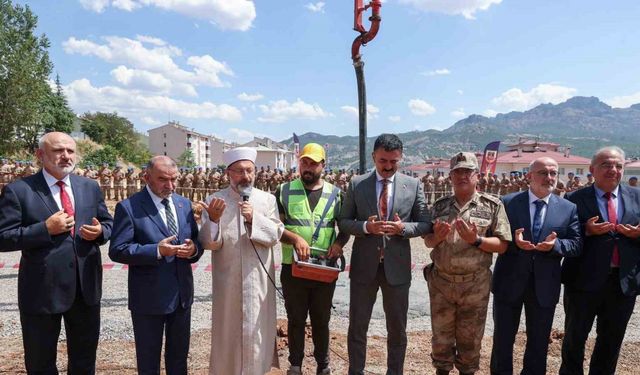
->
<box><xmin>178</xmin><ymin>203</ymin><xmax>183</xmax><ymax>208</ymax></box>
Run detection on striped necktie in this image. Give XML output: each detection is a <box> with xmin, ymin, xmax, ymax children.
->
<box><xmin>161</xmin><ymin>198</ymin><xmax>178</xmax><ymax>262</ymax></box>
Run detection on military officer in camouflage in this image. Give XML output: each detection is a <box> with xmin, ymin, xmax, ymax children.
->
<box><xmin>423</xmin><ymin>152</ymin><xmax>512</xmax><ymax>375</ymax></box>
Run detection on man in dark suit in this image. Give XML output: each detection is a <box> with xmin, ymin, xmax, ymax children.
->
<box><xmin>109</xmin><ymin>155</ymin><xmax>203</xmax><ymax>375</ymax></box>
<box><xmin>560</xmin><ymin>146</ymin><xmax>640</xmax><ymax>375</ymax></box>
<box><xmin>338</xmin><ymin>134</ymin><xmax>431</xmax><ymax>375</ymax></box>
<box><xmin>0</xmin><ymin>132</ymin><xmax>113</xmax><ymax>374</ymax></box>
<box><xmin>491</xmin><ymin>157</ymin><xmax>582</xmax><ymax>375</ymax></box>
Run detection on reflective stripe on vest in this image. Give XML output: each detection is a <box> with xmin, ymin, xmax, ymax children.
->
<box><xmin>280</xmin><ymin>179</ymin><xmax>339</xmax><ymax>264</ymax></box>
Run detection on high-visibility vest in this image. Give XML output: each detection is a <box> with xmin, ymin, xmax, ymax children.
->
<box><xmin>280</xmin><ymin>179</ymin><xmax>340</xmax><ymax>264</ymax></box>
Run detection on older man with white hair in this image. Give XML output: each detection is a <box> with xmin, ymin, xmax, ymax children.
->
<box><xmin>0</xmin><ymin>132</ymin><xmax>113</xmax><ymax>374</ymax></box>
<box><xmin>199</xmin><ymin>147</ymin><xmax>285</xmax><ymax>375</ymax></box>
<box><xmin>561</xmin><ymin>146</ymin><xmax>640</xmax><ymax>375</ymax></box>
<box><xmin>491</xmin><ymin>157</ymin><xmax>582</xmax><ymax>375</ymax></box>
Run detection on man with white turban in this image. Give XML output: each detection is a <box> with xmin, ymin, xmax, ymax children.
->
<box><xmin>199</xmin><ymin>147</ymin><xmax>285</xmax><ymax>375</ymax></box>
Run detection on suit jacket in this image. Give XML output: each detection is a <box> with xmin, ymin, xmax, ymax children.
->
<box><xmin>562</xmin><ymin>184</ymin><xmax>640</xmax><ymax>296</ymax></box>
<box><xmin>338</xmin><ymin>172</ymin><xmax>431</xmax><ymax>285</ymax></box>
<box><xmin>109</xmin><ymin>188</ymin><xmax>203</xmax><ymax>314</ymax></box>
<box><xmin>493</xmin><ymin>191</ymin><xmax>582</xmax><ymax>307</ymax></box>
<box><xmin>0</xmin><ymin>171</ymin><xmax>113</xmax><ymax>314</ymax></box>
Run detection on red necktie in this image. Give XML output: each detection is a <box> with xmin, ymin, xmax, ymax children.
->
<box><xmin>379</xmin><ymin>179</ymin><xmax>389</xmax><ymax>220</ymax></box>
<box><xmin>56</xmin><ymin>181</ymin><xmax>75</xmax><ymax>235</ymax></box>
<box><xmin>378</xmin><ymin>179</ymin><xmax>389</xmax><ymax>262</ymax></box>
<box><xmin>604</xmin><ymin>192</ymin><xmax>619</xmax><ymax>266</ymax></box>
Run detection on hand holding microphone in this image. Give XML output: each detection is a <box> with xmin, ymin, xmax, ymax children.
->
<box><xmin>238</xmin><ymin>186</ymin><xmax>253</xmax><ymax>224</ymax></box>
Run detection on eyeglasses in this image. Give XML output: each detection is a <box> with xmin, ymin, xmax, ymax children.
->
<box><xmin>228</xmin><ymin>167</ymin><xmax>255</xmax><ymax>176</ymax></box>
<box><xmin>599</xmin><ymin>162</ymin><xmax>623</xmax><ymax>170</ymax></box>
<box><xmin>535</xmin><ymin>171</ymin><xmax>558</xmax><ymax>177</ymax></box>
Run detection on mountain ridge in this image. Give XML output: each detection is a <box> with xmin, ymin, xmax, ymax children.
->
<box><xmin>280</xmin><ymin>96</ymin><xmax>640</xmax><ymax>170</ymax></box>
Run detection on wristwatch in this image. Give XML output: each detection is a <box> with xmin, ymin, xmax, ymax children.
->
<box><xmin>472</xmin><ymin>236</ymin><xmax>483</xmax><ymax>247</ymax></box>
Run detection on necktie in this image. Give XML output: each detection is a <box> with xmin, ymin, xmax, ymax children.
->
<box><xmin>532</xmin><ymin>199</ymin><xmax>545</xmax><ymax>244</ymax></box>
<box><xmin>604</xmin><ymin>192</ymin><xmax>620</xmax><ymax>267</ymax></box>
<box><xmin>56</xmin><ymin>181</ymin><xmax>75</xmax><ymax>235</ymax></box>
<box><xmin>379</xmin><ymin>179</ymin><xmax>389</xmax><ymax>220</ymax></box>
<box><xmin>161</xmin><ymin>198</ymin><xmax>178</xmax><ymax>262</ymax></box>
<box><xmin>378</xmin><ymin>179</ymin><xmax>390</xmax><ymax>262</ymax></box>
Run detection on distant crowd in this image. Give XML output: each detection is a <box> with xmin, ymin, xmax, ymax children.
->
<box><xmin>2</xmin><ymin>157</ymin><xmax>637</xmax><ymax>205</ymax></box>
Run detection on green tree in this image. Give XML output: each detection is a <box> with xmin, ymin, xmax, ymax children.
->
<box><xmin>80</xmin><ymin>111</ymin><xmax>151</xmax><ymax>165</ymax></box>
<box><xmin>177</xmin><ymin>149</ymin><xmax>196</xmax><ymax>168</ymax></box>
<box><xmin>81</xmin><ymin>145</ymin><xmax>119</xmax><ymax>168</ymax></box>
<box><xmin>41</xmin><ymin>74</ymin><xmax>75</xmax><ymax>134</ymax></box>
<box><xmin>0</xmin><ymin>0</ymin><xmax>55</xmax><ymax>153</ymax></box>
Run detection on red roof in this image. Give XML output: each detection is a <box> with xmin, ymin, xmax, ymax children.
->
<box><xmin>625</xmin><ymin>160</ymin><xmax>640</xmax><ymax>168</ymax></box>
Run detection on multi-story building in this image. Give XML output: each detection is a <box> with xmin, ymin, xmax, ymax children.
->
<box><xmin>148</xmin><ymin>123</ymin><xmax>294</xmax><ymax>170</ymax></box>
<box><xmin>148</xmin><ymin>122</ymin><xmax>226</xmax><ymax>168</ymax></box>
<box><xmin>240</xmin><ymin>137</ymin><xmax>294</xmax><ymax>171</ymax></box>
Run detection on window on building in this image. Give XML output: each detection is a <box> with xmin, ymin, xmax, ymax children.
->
<box><xmin>163</xmin><ymin>142</ymin><xmax>166</xmax><ymax>147</ymax></box>
<box><xmin>163</xmin><ymin>133</ymin><xmax>166</xmax><ymax>138</ymax></box>
<box><xmin>164</xmin><ymin>152</ymin><xmax>167</xmax><ymax>156</ymax></box>
<box><xmin>559</xmin><ymin>167</ymin><xmax>565</xmax><ymax>175</ymax></box>
<box><xmin>577</xmin><ymin>168</ymin><xmax>584</xmax><ymax>175</ymax></box>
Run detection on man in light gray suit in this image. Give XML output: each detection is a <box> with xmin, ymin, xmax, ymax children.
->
<box><xmin>339</xmin><ymin>134</ymin><xmax>431</xmax><ymax>375</ymax></box>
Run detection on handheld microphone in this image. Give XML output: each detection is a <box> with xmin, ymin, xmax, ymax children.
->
<box><xmin>239</xmin><ymin>185</ymin><xmax>252</xmax><ymax>202</ymax></box>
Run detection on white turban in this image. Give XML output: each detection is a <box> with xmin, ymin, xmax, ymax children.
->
<box><xmin>223</xmin><ymin>147</ymin><xmax>257</xmax><ymax>167</ymax></box>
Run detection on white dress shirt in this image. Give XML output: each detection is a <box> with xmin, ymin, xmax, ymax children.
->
<box><xmin>528</xmin><ymin>190</ymin><xmax>551</xmax><ymax>234</ymax></box>
<box><xmin>363</xmin><ymin>171</ymin><xmax>396</xmax><ymax>233</ymax></box>
<box><xmin>146</xmin><ymin>186</ymin><xmax>179</xmax><ymax>258</ymax></box>
<box><xmin>42</xmin><ymin>169</ymin><xmax>75</xmax><ymax>211</ymax></box>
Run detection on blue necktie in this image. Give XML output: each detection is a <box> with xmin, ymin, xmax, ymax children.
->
<box><xmin>161</xmin><ymin>198</ymin><xmax>178</xmax><ymax>262</ymax></box>
<box><xmin>532</xmin><ymin>199</ymin><xmax>545</xmax><ymax>244</ymax></box>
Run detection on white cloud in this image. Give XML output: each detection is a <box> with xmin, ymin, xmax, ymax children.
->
<box><xmin>398</xmin><ymin>0</ymin><xmax>502</xmax><ymax>19</ymax></box>
<box><xmin>258</xmin><ymin>99</ymin><xmax>331</xmax><ymax>123</ymax></box>
<box><xmin>422</xmin><ymin>68</ymin><xmax>451</xmax><ymax>77</ymax></box>
<box><xmin>483</xmin><ymin>109</ymin><xmax>499</xmax><ymax>117</ymax></box>
<box><xmin>306</xmin><ymin>2</ymin><xmax>325</xmax><ymax>13</ymax></box>
<box><xmin>141</xmin><ymin>116</ymin><xmax>161</xmax><ymax>125</ymax></box>
<box><xmin>605</xmin><ymin>92</ymin><xmax>640</xmax><ymax>108</ymax></box>
<box><xmin>228</xmin><ymin>128</ymin><xmax>266</xmax><ymax>143</ymax></box>
<box><xmin>237</xmin><ymin>92</ymin><xmax>264</xmax><ymax>102</ymax></box>
<box><xmin>457</xmin><ymin>89</ymin><xmax>464</xmax><ymax>95</ymax></box>
<box><xmin>491</xmin><ymin>83</ymin><xmax>577</xmax><ymax>112</ymax></box>
<box><xmin>135</xmin><ymin>34</ymin><xmax>167</xmax><ymax>46</ymax></box>
<box><xmin>79</xmin><ymin>0</ymin><xmax>256</xmax><ymax>31</ymax></box>
<box><xmin>79</xmin><ymin>0</ymin><xmax>109</xmax><ymax>12</ymax></box>
<box><xmin>388</xmin><ymin>115</ymin><xmax>401</xmax><ymax>122</ymax></box>
<box><xmin>408</xmin><ymin>99</ymin><xmax>436</xmax><ymax>116</ymax></box>
<box><xmin>63</xmin><ymin>35</ymin><xmax>233</xmax><ymax>91</ymax></box>
<box><xmin>451</xmin><ymin>108</ymin><xmax>466</xmax><ymax>118</ymax></box>
<box><xmin>341</xmin><ymin>104</ymin><xmax>379</xmax><ymax>119</ymax></box>
<box><xmin>65</xmin><ymin>78</ymin><xmax>242</xmax><ymax>122</ymax></box>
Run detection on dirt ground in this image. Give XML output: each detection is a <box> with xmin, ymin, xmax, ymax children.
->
<box><xmin>1</xmin><ymin>320</ymin><xmax>640</xmax><ymax>374</ymax></box>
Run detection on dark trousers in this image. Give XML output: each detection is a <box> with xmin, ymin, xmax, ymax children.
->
<box><xmin>280</xmin><ymin>264</ymin><xmax>336</xmax><ymax>371</ymax></box>
<box><xmin>20</xmin><ymin>292</ymin><xmax>100</xmax><ymax>374</ymax></box>
<box><xmin>490</xmin><ymin>276</ymin><xmax>556</xmax><ymax>375</ymax></box>
<box><xmin>347</xmin><ymin>262</ymin><xmax>410</xmax><ymax>375</ymax></box>
<box><xmin>560</xmin><ymin>271</ymin><xmax>636</xmax><ymax>375</ymax></box>
<box><xmin>131</xmin><ymin>305</ymin><xmax>191</xmax><ymax>375</ymax></box>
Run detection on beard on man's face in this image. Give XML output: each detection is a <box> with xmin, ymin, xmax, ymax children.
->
<box><xmin>301</xmin><ymin>171</ymin><xmax>320</xmax><ymax>185</ymax></box>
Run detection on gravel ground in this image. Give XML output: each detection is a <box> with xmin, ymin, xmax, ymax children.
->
<box><xmin>2</xmin><ymin>237</ymin><xmax>640</xmax><ymax>374</ymax></box>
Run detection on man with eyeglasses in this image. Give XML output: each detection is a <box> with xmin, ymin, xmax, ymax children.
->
<box><xmin>198</xmin><ymin>146</ymin><xmax>285</xmax><ymax>375</ymax></box>
<box><xmin>560</xmin><ymin>146</ymin><xmax>640</xmax><ymax>375</ymax></box>
<box><xmin>423</xmin><ymin>152</ymin><xmax>511</xmax><ymax>375</ymax></box>
<box><xmin>490</xmin><ymin>157</ymin><xmax>581</xmax><ymax>375</ymax></box>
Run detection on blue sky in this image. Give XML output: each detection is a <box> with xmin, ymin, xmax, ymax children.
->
<box><xmin>18</xmin><ymin>0</ymin><xmax>640</xmax><ymax>143</ymax></box>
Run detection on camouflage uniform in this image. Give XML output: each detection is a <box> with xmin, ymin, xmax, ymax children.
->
<box><xmin>98</xmin><ymin>165</ymin><xmax>113</xmax><ymax>200</ymax></box>
<box><xmin>426</xmin><ymin>191</ymin><xmax>511</xmax><ymax>374</ymax></box>
<box><xmin>126</xmin><ymin>168</ymin><xmax>137</xmax><ymax>198</ymax></box>
<box><xmin>112</xmin><ymin>166</ymin><xmax>126</xmax><ymax>201</ymax></box>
